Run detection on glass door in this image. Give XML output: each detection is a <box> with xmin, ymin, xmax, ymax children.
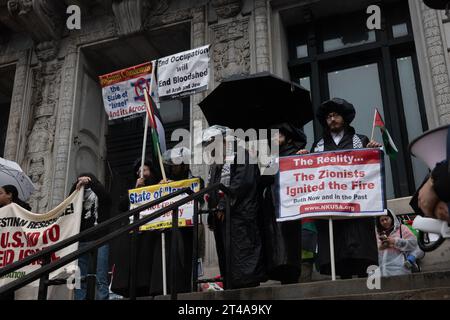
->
<box><xmin>326</xmin><ymin>63</ymin><xmax>395</xmax><ymax>199</ymax></box>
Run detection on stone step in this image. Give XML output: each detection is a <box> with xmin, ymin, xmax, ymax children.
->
<box><xmin>148</xmin><ymin>269</ymin><xmax>450</xmax><ymax>300</ymax></box>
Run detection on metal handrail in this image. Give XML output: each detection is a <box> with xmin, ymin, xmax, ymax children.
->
<box><xmin>0</xmin><ymin>183</ymin><xmax>231</xmax><ymax>300</ymax></box>
<box><xmin>0</xmin><ymin>188</ymin><xmax>192</xmax><ymax>278</ymax></box>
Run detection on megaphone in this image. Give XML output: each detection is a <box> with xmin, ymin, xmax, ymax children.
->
<box><xmin>412</xmin><ymin>216</ymin><xmax>450</xmax><ymax>251</ymax></box>
<box><xmin>409</xmin><ymin>124</ymin><xmax>450</xmax><ymax>252</ymax></box>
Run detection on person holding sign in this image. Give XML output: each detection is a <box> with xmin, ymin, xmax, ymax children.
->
<box><xmin>159</xmin><ymin>147</ymin><xmax>205</xmax><ymax>293</ymax></box>
<box><xmin>68</xmin><ymin>173</ymin><xmax>112</xmax><ymax>300</ymax></box>
<box><xmin>259</xmin><ymin>122</ymin><xmax>309</xmax><ymax>284</ymax></box>
<box><xmin>203</xmin><ymin>125</ymin><xmax>266</xmax><ymax>289</ymax></box>
<box><xmin>111</xmin><ymin>158</ymin><xmax>162</xmax><ymax>297</ymax></box>
<box><xmin>311</xmin><ymin>98</ymin><xmax>382</xmax><ymax>279</ymax></box>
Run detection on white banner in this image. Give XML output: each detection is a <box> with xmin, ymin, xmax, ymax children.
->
<box><xmin>277</xmin><ymin>149</ymin><xmax>386</xmax><ymax>221</ymax></box>
<box><xmin>129</xmin><ymin>178</ymin><xmax>201</xmax><ymax>231</ymax></box>
<box><xmin>0</xmin><ymin>189</ymin><xmax>83</xmax><ymax>299</ymax></box>
<box><xmin>99</xmin><ymin>62</ymin><xmax>154</xmax><ymax>120</ymax></box>
<box><xmin>157</xmin><ymin>45</ymin><xmax>210</xmax><ymax>99</ymax></box>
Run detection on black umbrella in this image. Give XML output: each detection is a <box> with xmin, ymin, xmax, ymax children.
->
<box><xmin>199</xmin><ymin>72</ymin><xmax>313</xmax><ymax>130</ymax></box>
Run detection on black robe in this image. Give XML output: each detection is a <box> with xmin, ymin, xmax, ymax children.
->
<box><xmin>259</xmin><ymin>143</ymin><xmax>303</xmax><ymax>283</ymax></box>
<box><xmin>311</xmin><ymin>126</ymin><xmax>378</xmax><ymax>277</ymax></box>
<box><xmin>207</xmin><ymin>149</ymin><xmax>266</xmax><ymax>289</ymax></box>
<box><xmin>110</xmin><ymin>175</ymin><xmax>196</xmax><ymax>297</ymax></box>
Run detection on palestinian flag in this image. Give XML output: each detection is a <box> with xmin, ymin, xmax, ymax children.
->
<box><xmin>373</xmin><ymin>109</ymin><xmax>398</xmax><ymax>159</ymax></box>
<box><xmin>144</xmin><ymin>89</ymin><xmax>166</xmax><ymax>164</ymax></box>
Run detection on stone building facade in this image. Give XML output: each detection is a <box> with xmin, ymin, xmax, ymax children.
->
<box><xmin>1</xmin><ymin>0</ymin><xmax>450</xmax><ymax>275</ymax></box>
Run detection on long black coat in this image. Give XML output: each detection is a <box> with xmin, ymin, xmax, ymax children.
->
<box><xmin>111</xmin><ymin>174</ymin><xmax>194</xmax><ymax>297</ymax></box>
<box><xmin>207</xmin><ymin>149</ymin><xmax>266</xmax><ymax>289</ymax></box>
<box><xmin>259</xmin><ymin>143</ymin><xmax>303</xmax><ymax>283</ymax></box>
<box><xmin>311</xmin><ymin>126</ymin><xmax>378</xmax><ymax>277</ymax></box>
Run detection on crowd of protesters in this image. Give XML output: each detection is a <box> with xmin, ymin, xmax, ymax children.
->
<box><xmin>0</xmin><ymin>97</ymin><xmax>430</xmax><ymax>300</ymax></box>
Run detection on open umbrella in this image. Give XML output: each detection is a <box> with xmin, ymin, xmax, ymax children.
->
<box><xmin>0</xmin><ymin>157</ymin><xmax>35</xmax><ymax>201</ymax></box>
<box><xmin>199</xmin><ymin>72</ymin><xmax>313</xmax><ymax>130</ymax></box>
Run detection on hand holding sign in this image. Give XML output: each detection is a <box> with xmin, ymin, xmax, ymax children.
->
<box><xmin>76</xmin><ymin>176</ymin><xmax>91</xmax><ymax>190</ymax></box>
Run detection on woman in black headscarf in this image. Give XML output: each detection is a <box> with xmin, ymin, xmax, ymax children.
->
<box><xmin>259</xmin><ymin>122</ymin><xmax>308</xmax><ymax>284</ymax></box>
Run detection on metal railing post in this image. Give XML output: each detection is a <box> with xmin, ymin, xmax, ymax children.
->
<box><xmin>86</xmin><ymin>248</ymin><xmax>98</xmax><ymax>300</ymax></box>
<box><xmin>129</xmin><ymin>212</ymin><xmax>140</xmax><ymax>300</ymax></box>
<box><xmin>224</xmin><ymin>194</ymin><xmax>231</xmax><ymax>290</ymax></box>
<box><xmin>0</xmin><ymin>186</ymin><xmax>226</xmax><ymax>298</ymax></box>
<box><xmin>192</xmin><ymin>199</ymin><xmax>199</xmax><ymax>292</ymax></box>
<box><xmin>37</xmin><ymin>254</ymin><xmax>51</xmax><ymax>300</ymax></box>
<box><xmin>170</xmin><ymin>207</ymin><xmax>179</xmax><ymax>300</ymax></box>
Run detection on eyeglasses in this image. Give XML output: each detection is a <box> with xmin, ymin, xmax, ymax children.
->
<box><xmin>326</xmin><ymin>113</ymin><xmax>341</xmax><ymax>120</ymax></box>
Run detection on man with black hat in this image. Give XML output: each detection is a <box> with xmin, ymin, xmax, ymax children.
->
<box><xmin>203</xmin><ymin>125</ymin><xmax>267</xmax><ymax>289</ymax></box>
<box><xmin>312</xmin><ymin>98</ymin><xmax>382</xmax><ymax>279</ymax></box>
<box><xmin>260</xmin><ymin>122</ymin><xmax>309</xmax><ymax>284</ymax></box>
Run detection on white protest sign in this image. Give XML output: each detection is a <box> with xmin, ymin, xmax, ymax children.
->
<box><xmin>99</xmin><ymin>62</ymin><xmax>154</xmax><ymax>120</ymax></box>
<box><xmin>277</xmin><ymin>149</ymin><xmax>386</xmax><ymax>221</ymax></box>
<box><xmin>0</xmin><ymin>189</ymin><xmax>83</xmax><ymax>299</ymax></box>
<box><xmin>157</xmin><ymin>45</ymin><xmax>210</xmax><ymax>99</ymax></box>
<box><xmin>129</xmin><ymin>178</ymin><xmax>201</xmax><ymax>231</ymax></box>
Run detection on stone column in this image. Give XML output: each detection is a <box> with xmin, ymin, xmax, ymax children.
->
<box><xmin>50</xmin><ymin>42</ymin><xmax>79</xmax><ymax>208</ymax></box>
<box><xmin>24</xmin><ymin>42</ymin><xmax>63</xmax><ymax>213</ymax></box>
<box><xmin>409</xmin><ymin>1</ymin><xmax>450</xmax><ymax>126</ymax></box>
<box><xmin>254</xmin><ymin>0</ymin><xmax>270</xmax><ymax>72</ymax></box>
<box><xmin>3</xmin><ymin>51</ymin><xmax>30</xmax><ymax>162</ymax></box>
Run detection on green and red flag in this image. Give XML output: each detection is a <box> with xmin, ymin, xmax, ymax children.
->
<box><xmin>144</xmin><ymin>89</ymin><xmax>165</xmax><ymax>166</ymax></box>
<box><xmin>373</xmin><ymin>109</ymin><xmax>398</xmax><ymax>159</ymax></box>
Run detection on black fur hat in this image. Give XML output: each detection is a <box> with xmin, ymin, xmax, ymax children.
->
<box><xmin>317</xmin><ymin>98</ymin><xmax>356</xmax><ymax>128</ymax></box>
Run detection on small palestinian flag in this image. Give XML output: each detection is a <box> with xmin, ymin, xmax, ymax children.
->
<box><xmin>373</xmin><ymin>109</ymin><xmax>398</xmax><ymax>159</ymax></box>
<box><xmin>145</xmin><ymin>90</ymin><xmax>165</xmax><ymax>165</ymax></box>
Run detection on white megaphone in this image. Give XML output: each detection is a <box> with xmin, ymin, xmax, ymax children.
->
<box><xmin>410</xmin><ymin>124</ymin><xmax>450</xmax><ymax>251</ymax></box>
<box><xmin>412</xmin><ymin>216</ymin><xmax>450</xmax><ymax>237</ymax></box>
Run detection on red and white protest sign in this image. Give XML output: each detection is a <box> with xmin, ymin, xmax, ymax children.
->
<box><xmin>0</xmin><ymin>189</ymin><xmax>83</xmax><ymax>299</ymax></box>
<box><xmin>99</xmin><ymin>62</ymin><xmax>154</xmax><ymax>120</ymax></box>
<box><xmin>276</xmin><ymin>148</ymin><xmax>386</xmax><ymax>221</ymax></box>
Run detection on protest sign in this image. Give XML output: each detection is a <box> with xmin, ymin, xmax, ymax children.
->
<box><xmin>0</xmin><ymin>189</ymin><xmax>83</xmax><ymax>299</ymax></box>
<box><xmin>277</xmin><ymin>148</ymin><xmax>386</xmax><ymax>221</ymax></box>
<box><xmin>157</xmin><ymin>45</ymin><xmax>210</xmax><ymax>100</ymax></box>
<box><xmin>99</xmin><ymin>62</ymin><xmax>154</xmax><ymax>120</ymax></box>
<box><xmin>129</xmin><ymin>178</ymin><xmax>201</xmax><ymax>231</ymax></box>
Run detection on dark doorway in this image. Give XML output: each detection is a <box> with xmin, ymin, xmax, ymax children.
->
<box><xmin>77</xmin><ymin>22</ymin><xmax>192</xmax><ymax>213</ymax></box>
<box><xmin>0</xmin><ymin>65</ymin><xmax>15</xmax><ymax>158</ymax></box>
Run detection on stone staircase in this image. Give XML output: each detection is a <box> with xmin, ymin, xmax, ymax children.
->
<box><xmin>150</xmin><ymin>269</ymin><xmax>450</xmax><ymax>300</ymax></box>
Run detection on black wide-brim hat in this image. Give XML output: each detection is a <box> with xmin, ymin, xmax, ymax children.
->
<box><xmin>317</xmin><ymin>98</ymin><xmax>356</xmax><ymax>127</ymax></box>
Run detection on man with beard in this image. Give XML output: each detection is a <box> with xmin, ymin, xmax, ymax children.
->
<box><xmin>311</xmin><ymin>98</ymin><xmax>382</xmax><ymax>279</ymax></box>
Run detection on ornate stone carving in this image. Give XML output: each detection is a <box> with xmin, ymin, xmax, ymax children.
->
<box><xmin>144</xmin><ymin>0</ymin><xmax>170</xmax><ymax>16</ymax></box>
<box><xmin>7</xmin><ymin>0</ymin><xmax>65</xmax><ymax>43</ymax></box>
<box><xmin>112</xmin><ymin>0</ymin><xmax>147</xmax><ymax>36</ymax></box>
<box><xmin>211</xmin><ymin>18</ymin><xmax>250</xmax><ymax>82</ymax></box>
<box><xmin>211</xmin><ymin>0</ymin><xmax>241</xmax><ymax>19</ymax></box>
<box><xmin>420</xmin><ymin>3</ymin><xmax>450</xmax><ymax>124</ymax></box>
<box><xmin>28</xmin><ymin>155</ymin><xmax>50</xmax><ymax>213</ymax></box>
<box><xmin>254</xmin><ymin>0</ymin><xmax>269</xmax><ymax>72</ymax></box>
<box><xmin>25</xmin><ymin>60</ymin><xmax>62</xmax><ymax>212</ymax></box>
<box><xmin>35</xmin><ymin>40</ymin><xmax>59</xmax><ymax>62</ymax></box>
